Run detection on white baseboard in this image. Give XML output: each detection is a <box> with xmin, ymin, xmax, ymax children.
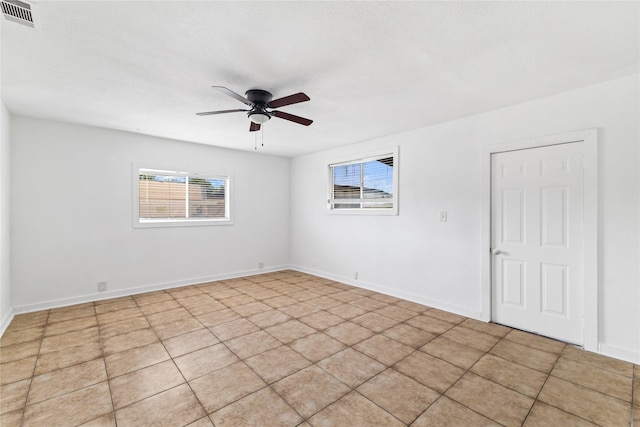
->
<box><xmin>0</xmin><ymin>306</ymin><xmax>14</xmax><ymax>337</ymax></box>
<box><xmin>10</xmin><ymin>265</ymin><xmax>290</xmax><ymax>316</ymax></box>
<box><xmin>294</xmin><ymin>265</ymin><xmax>640</xmax><ymax>365</ymax></box>
<box><xmin>290</xmin><ymin>264</ymin><xmax>483</xmax><ymax>320</ymax></box>
<box><xmin>598</xmin><ymin>343</ymin><xmax>640</xmax><ymax>365</ymax></box>
<box><xmin>7</xmin><ymin>264</ymin><xmax>638</xmax><ymax>367</ymax></box>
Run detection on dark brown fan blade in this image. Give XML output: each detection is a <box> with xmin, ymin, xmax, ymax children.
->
<box><xmin>211</xmin><ymin>86</ymin><xmax>253</xmax><ymax>106</ymax></box>
<box><xmin>196</xmin><ymin>109</ymin><xmax>248</xmax><ymax>116</ymax></box>
<box><xmin>272</xmin><ymin>110</ymin><xmax>313</xmax><ymax>126</ymax></box>
<box><xmin>249</xmin><ymin>122</ymin><xmax>261</xmax><ymax>132</ymax></box>
<box><xmin>268</xmin><ymin>92</ymin><xmax>310</xmax><ymax>109</ymax></box>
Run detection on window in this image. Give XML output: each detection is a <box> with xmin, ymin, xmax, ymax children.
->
<box><xmin>134</xmin><ymin>167</ymin><xmax>231</xmax><ymax>227</ymax></box>
<box><xmin>327</xmin><ymin>148</ymin><xmax>398</xmax><ymax>215</ymax></box>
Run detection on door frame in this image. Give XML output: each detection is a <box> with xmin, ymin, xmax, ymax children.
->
<box><xmin>480</xmin><ymin>128</ymin><xmax>598</xmax><ymax>352</ymax></box>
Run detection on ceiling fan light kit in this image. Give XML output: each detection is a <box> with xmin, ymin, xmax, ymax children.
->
<box><xmin>197</xmin><ymin>86</ymin><xmax>313</xmax><ymax>138</ymax></box>
<box><xmin>249</xmin><ymin>112</ymin><xmax>270</xmax><ymax>124</ymax></box>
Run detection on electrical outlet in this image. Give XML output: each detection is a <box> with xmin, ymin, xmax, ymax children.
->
<box><xmin>98</xmin><ymin>281</ymin><xmax>107</xmax><ymax>292</ymax></box>
<box><xmin>353</xmin><ymin>272</ymin><xmax>358</xmax><ymax>280</ymax></box>
<box><xmin>258</xmin><ymin>262</ymin><xmax>264</xmax><ymax>269</ymax></box>
<box><xmin>440</xmin><ymin>211</ymin><xmax>448</xmax><ymax>222</ymax></box>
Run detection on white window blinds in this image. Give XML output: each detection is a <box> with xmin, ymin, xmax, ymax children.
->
<box><xmin>328</xmin><ymin>153</ymin><xmax>396</xmax><ymax>211</ymax></box>
<box><xmin>137</xmin><ymin>169</ymin><xmax>230</xmax><ymax>224</ymax></box>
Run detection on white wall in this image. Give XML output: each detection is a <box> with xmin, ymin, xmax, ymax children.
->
<box><xmin>0</xmin><ymin>102</ymin><xmax>12</xmax><ymax>333</ymax></box>
<box><xmin>11</xmin><ymin>117</ymin><xmax>290</xmax><ymax>310</ymax></box>
<box><xmin>290</xmin><ymin>74</ymin><xmax>640</xmax><ymax>363</ymax></box>
<box><xmin>5</xmin><ymin>75</ymin><xmax>639</xmax><ymax>363</ymax></box>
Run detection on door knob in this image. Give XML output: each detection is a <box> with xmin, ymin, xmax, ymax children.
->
<box><xmin>492</xmin><ymin>249</ymin><xmax>502</xmax><ymax>255</ymax></box>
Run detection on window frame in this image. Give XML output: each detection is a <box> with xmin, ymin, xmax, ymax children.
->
<box><xmin>133</xmin><ymin>165</ymin><xmax>233</xmax><ymax>228</ymax></box>
<box><xmin>326</xmin><ymin>147</ymin><xmax>399</xmax><ymax>216</ymax></box>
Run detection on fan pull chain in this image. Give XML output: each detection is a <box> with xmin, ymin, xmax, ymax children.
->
<box><xmin>253</xmin><ymin>125</ymin><xmax>266</xmax><ymax>150</ymax></box>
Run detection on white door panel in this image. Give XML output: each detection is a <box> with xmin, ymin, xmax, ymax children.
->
<box><xmin>491</xmin><ymin>142</ymin><xmax>584</xmax><ymax>344</ymax></box>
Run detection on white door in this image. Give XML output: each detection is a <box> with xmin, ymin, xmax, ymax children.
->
<box><xmin>491</xmin><ymin>142</ymin><xmax>584</xmax><ymax>345</ymax></box>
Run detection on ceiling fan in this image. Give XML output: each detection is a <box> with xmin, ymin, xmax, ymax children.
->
<box><xmin>196</xmin><ymin>86</ymin><xmax>313</xmax><ymax>132</ymax></box>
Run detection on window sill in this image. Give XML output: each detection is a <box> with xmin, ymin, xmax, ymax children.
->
<box><xmin>325</xmin><ymin>208</ymin><xmax>398</xmax><ymax>216</ymax></box>
<box><xmin>134</xmin><ymin>219</ymin><xmax>233</xmax><ymax>228</ymax></box>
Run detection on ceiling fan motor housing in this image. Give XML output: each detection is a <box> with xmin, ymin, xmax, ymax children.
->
<box><xmin>245</xmin><ymin>89</ymin><xmax>273</xmax><ymax>105</ymax></box>
<box><xmin>246</xmin><ymin>89</ymin><xmax>273</xmax><ymax>123</ymax></box>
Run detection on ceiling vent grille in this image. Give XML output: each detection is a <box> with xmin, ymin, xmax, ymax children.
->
<box><xmin>2</xmin><ymin>0</ymin><xmax>34</xmax><ymax>28</ymax></box>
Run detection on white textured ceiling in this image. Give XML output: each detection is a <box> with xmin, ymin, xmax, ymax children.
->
<box><xmin>1</xmin><ymin>1</ymin><xmax>638</xmax><ymax>157</ymax></box>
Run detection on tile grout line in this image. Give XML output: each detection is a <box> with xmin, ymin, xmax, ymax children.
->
<box><xmin>518</xmin><ymin>341</ymin><xmax>564</xmax><ymax>425</ymax></box>
<box><xmin>213</xmin><ymin>276</ymin><xmax>337</xmax><ymax>424</ymax></box>
<box><xmin>523</xmin><ymin>345</ymin><xmax>632</xmax><ymax>426</ymax></box>
<box><xmin>406</xmin><ymin>324</ymin><xmax>576</xmax><ymax>425</ymax></box>
<box><xmin>246</xmin><ymin>293</ymin><xmax>356</xmax><ymax>424</ymax></box>
<box><xmin>18</xmin><ymin>308</ymin><xmax>50</xmax><ymax>427</ymax></box>
<box><xmin>91</xmin><ymin>301</ymin><xmax>124</xmax><ymax>425</ymax></box>
<box><xmin>376</xmin><ymin>310</ymin><xmax>458</xmax><ymax>425</ymax></box>
<box><xmin>335</xmin><ymin>305</ymin><xmax>478</xmax><ymax>425</ymax></box>
<box><xmin>408</xmin><ymin>323</ymin><xmax>510</xmax><ymax>426</ymax></box>
<box><xmin>22</xmin><ymin>304</ymin><xmax>118</xmax><ymax>427</ymax></box>
<box><xmin>213</xmin><ymin>280</ymin><xmax>395</xmax><ymax>424</ymax></box>
<box><xmin>351</xmin><ymin>388</ymin><xmax>408</xmax><ymax>426</ymax></box>
<box><xmin>179</xmin><ymin>279</ymin><xmax>304</xmax><ymax>423</ymax></box>
<box><xmin>632</xmin><ymin>367</ymin><xmax>636</xmax><ymax>427</ymax></box>
<box><xmin>268</xmin><ymin>293</ymin><xmax>397</xmax><ymax>424</ymax></box>
<box><xmin>95</xmin><ymin>299</ymin><xmax>120</xmax><ymax>426</ymax></box>
<box><xmin>141</xmin><ymin>290</ymin><xmax>212</xmax><ymax>423</ymax></box>
<box><xmin>101</xmin><ymin>293</ymin><xmax>177</xmax><ymax>415</ymax></box>
<box><xmin>105</xmin><ymin>289</ymin><xmax>221</xmax><ymax>423</ymax></box>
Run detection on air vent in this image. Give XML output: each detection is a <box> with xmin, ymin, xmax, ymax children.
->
<box><xmin>2</xmin><ymin>0</ymin><xmax>34</xmax><ymax>28</ymax></box>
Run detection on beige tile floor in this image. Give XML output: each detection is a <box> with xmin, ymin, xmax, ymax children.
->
<box><xmin>0</xmin><ymin>270</ymin><xmax>638</xmax><ymax>426</ymax></box>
